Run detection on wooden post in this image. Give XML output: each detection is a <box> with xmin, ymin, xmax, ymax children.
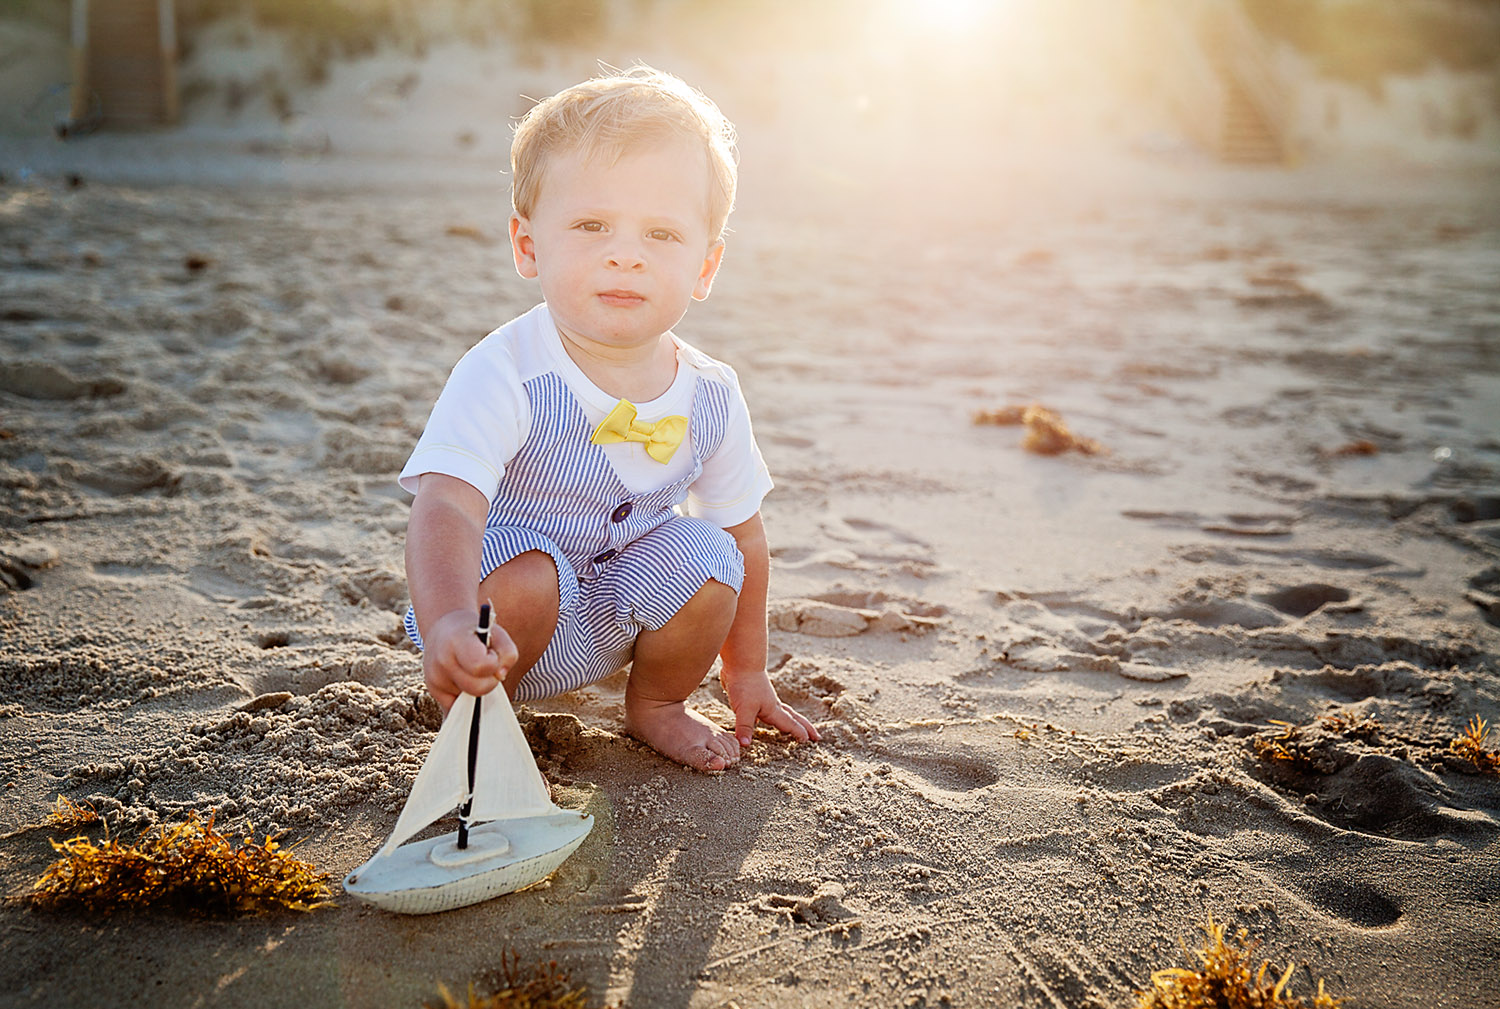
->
<box><xmin>159</xmin><ymin>0</ymin><xmax>178</xmax><ymax>123</ymax></box>
<box><xmin>69</xmin><ymin>0</ymin><xmax>90</xmax><ymax>124</ymax></box>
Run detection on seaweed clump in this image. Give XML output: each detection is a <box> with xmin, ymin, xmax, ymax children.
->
<box><xmin>1251</xmin><ymin>712</ymin><xmax>1382</xmax><ymax>773</ymax></box>
<box><xmin>44</xmin><ymin>795</ymin><xmax>101</xmax><ymax>830</ymax></box>
<box><xmin>431</xmin><ymin>950</ymin><xmax>615</xmax><ymax>1009</ymax></box>
<box><xmin>972</xmin><ymin>403</ymin><xmax>1106</xmax><ymax>456</ymax></box>
<box><xmin>1449</xmin><ymin>715</ymin><xmax>1500</xmax><ymax>775</ymax></box>
<box><xmin>1136</xmin><ymin>915</ymin><xmax>1342</xmax><ymax>1008</ymax></box>
<box><xmin>26</xmin><ymin>810</ymin><xmax>332</xmax><ymax>916</ymax></box>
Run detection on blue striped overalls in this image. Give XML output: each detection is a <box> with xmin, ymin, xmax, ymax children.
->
<box><xmin>404</xmin><ymin>372</ymin><xmax>746</xmax><ymax>700</ymax></box>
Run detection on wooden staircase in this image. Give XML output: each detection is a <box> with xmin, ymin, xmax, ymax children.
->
<box><xmin>70</xmin><ymin>0</ymin><xmax>179</xmax><ymax>130</ymax></box>
<box><xmin>1155</xmin><ymin>0</ymin><xmax>1293</xmax><ymax>164</ymax></box>
<box><xmin>1219</xmin><ymin>72</ymin><xmax>1285</xmax><ymax>163</ymax></box>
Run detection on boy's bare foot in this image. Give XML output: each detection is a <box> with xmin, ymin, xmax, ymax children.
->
<box><xmin>624</xmin><ymin>692</ymin><xmax>740</xmax><ymax>772</ymax></box>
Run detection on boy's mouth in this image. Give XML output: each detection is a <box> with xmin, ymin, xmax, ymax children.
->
<box><xmin>598</xmin><ymin>290</ymin><xmax>645</xmax><ymax>306</ymax></box>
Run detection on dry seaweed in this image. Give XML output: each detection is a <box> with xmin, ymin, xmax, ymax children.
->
<box><xmin>1135</xmin><ymin>914</ymin><xmax>1343</xmax><ymax>1008</ymax></box>
<box><xmin>429</xmin><ymin>950</ymin><xmax>614</xmax><ymax>1009</ymax></box>
<box><xmin>972</xmin><ymin>404</ymin><xmax>1029</xmax><ymax>426</ymax></box>
<box><xmin>26</xmin><ymin>810</ymin><xmax>332</xmax><ymax>916</ymax></box>
<box><xmin>971</xmin><ymin>403</ymin><xmax>1106</xmax><ymax>455</ymax></box>
<box><xmin>1021</xmin><ymin>405</ymin><xmax>1106</xmax><ymax>456</ymax></box>
<box><xmin>1324</xmin><ymin>440</ymin><xmax>1379</xmax><ymax>457</ymax></box>
<box><xmin>1252</xmin><ymin>721</ymin><xmax>1301</xmax><ymax>763</ymax></box>
<box><xmin>43</xmin><ymin>794</ymin><xmax>101</xmax><ymax>830</ymax></box>
<box><xmin>1251</xmin><ymin>712</ymin><xmax>1381</xmax><ymax>772</ymax></box>
<box><xmin>1313</xmin><ymin>711</ymin><xmax>1380</xmax><ymax>739</ymax></box>
<box><xmin>1448</xmin><ymin>715</ymin><xmax>1500</xmax><ymax>774</ymax></box>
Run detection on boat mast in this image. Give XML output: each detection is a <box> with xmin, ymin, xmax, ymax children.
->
<box><xmin>457</xmin><ymin>602</ymin><xmax>491</xmax><ymax>850</ymax></box>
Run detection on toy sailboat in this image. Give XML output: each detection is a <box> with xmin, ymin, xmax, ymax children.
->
<box><xmin>344</xmin><ymin>605</ymin><xmax>593</xmax><ymax>915</ymax></box>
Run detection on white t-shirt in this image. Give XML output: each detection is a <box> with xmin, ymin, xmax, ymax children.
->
<box><xmin>399</xmin><ymin>303</ymin><xmax>772</xmax><ymax>528</ymax></box>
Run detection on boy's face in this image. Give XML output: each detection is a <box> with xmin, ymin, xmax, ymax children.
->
<box><xmin>510</xmin><ymin>139</ymin><xmax>724</xmax><ymax>356</ymax></box>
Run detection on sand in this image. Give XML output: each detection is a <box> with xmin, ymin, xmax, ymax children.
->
<box><xmin>3</xmin><ymin>28</ymin><xmax>1500</xmax><ymax>1009</ymax></box>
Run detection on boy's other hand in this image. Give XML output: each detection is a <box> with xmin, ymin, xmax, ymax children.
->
<box><xmin>423</xmin><ymin>608</ymin><xmax>520</xmax><ymax>713</ymax></box>
<box><xmin>722</xmin><ymin>669</ymin><xmax>821</xmax><ymax>748</ymax></box>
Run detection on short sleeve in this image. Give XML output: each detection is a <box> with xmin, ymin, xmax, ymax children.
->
<box><xmin>684</xmin><ymin>367</ymin><xmax>773</xmax><ymax>528</ymax></box>
<box><xmin>398</xmin><ymin>333</ymin><xmax>529</xmax><ymax>501</ymax></box>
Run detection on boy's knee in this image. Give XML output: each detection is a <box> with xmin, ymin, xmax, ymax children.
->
<box><xmin>679</xmin><ymin>576</ymin><xmax>738</xmax><ymax>624</ymax></box>
<box><xmin>481</xmin><ymin>549</ymin><xmax>559</xmax><ymax>607</ymax></box>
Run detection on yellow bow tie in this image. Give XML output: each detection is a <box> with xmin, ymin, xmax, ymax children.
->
<box><xmin>590</xmin><ymin>399</ymin><xmax>688</xmax><ymax>464</ymax></box>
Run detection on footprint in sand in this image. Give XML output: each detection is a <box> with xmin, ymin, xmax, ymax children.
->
<box><xmin>232</xmin><ymin>640</ymin><xmax>400</xmax><ymax>699</ymax></box>
<box><xmin>1247</xmin><ymin>719</ymin><xmax>1494</xmax><ymax>842</ymax></box>
<box><xmin>1243</xmin><ymin>545</ymin><xmax>1420</xmax><ymax>573</ymax></box>
<box><xmin>0</xmin><ymin>361</ymin><xmax>127</xmax><ymax>401</ymax></box>
<box><xmin>0</xmin><ymin>556</ymin><xmax>35</xmax><ymax>591</ymax></box>
<box><xmin>770</xmin><ymin>662</ymin><xmax>847</xmax><ymax>705</ymax></box>
<box><xmin>753</xmin><ymin>882</ymin><xmax>859</xmax><ymax>925</ymax></box>
<box><xmin>1298</xmin><ymin>876</ymin><xmax>1402</xmax><ymax>929</ymax></box>
<box><xmin>0</xmin><ymin>541</ymin><xmax>58</xmax><ymax>592</ymax></box>
<box><xmin>770</xmin><ymin>590</ymin><xmax>946</xmax><ymax>637</ymax></box>
<box><xmin>256</xmin><ymin>631</ymin><xmax>293</xmax><ymax>650</ymax></box>
<box><xmin>1172</xmin><ymin>543</ymin><xmax>1420</xmax><ymax>576</ymax></box>
<box><xmin>1325</xmin><ymin>754</ymin><xmax>1488</xmax><ymax>840</ymax></box>
<box><xmin>806</xmin><ymin>515</ymin><xmax>938</xmax><ymax>576</ymax></box>
<box><xmin>986</xmin><ymin>590</ymin><xmax>1189</xmax><ymax>683</ymax></box>
<box><xmin>1464</xmin><ymin>567</ymin><xmax>1500</xmax><ymax>627</ymax></box>
<box><xmin>1450</xmin><ymin>495</ymin><xmax>1500</xmax><ymax>524</ymax></box>
<box><xmin>844</xmin><ymin>737</ymin><xmax>1003</xmax><ymax>812</ymax></box>
<box><xmin>985</xmin><ymin>574</ymin><xmax>1423</xmax><ymax>685</ymax></box>
<box><xmin>771</xmin><ymin>545</ymin><xmax>866</xmax><ymax>571</ymax></box>
<box><xmin>1253</xmin><ymin>583</ymin><xmax>1354</xmax><ymax>619</ymax></box>
<box><xmin>336</xmin><ymin>567</ymin><xmax>408</xmax><ymax>611</ymax></box>
<box><xmin>64</xmin><ymin>455</ymin><xmax>182</xmax><ymax>495</ymax></box>
<box><xmin>1122</xmin><ymin>509</ymin><xmax>1297</xmax><ymax>538</ymax></box>
<box><xmin>1234</xmin><ymin>467</ymin><xmax>1318</xmax><ymax>494</ymax></box>
<box><xmin>874</xmin><ymin>743</ymin><xmax>1000</xmax><ymax>794</ymax></box>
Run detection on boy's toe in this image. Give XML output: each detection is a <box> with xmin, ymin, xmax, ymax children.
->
<box><xmin>708</xmin><ymin>732</ymin><xmax>739</xmax><ymax>761</ymax></box>
<box><xmin>687</xmin><ymin>745</ymin><xmax>729</xmax><ymax>772</ymax></box>
<box><xmin>623</xmin><ymin>699</ymin><xmax>739</xmax><ymax>773</ymax></box>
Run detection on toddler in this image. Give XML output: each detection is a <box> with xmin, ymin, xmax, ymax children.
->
<box><xmin>400</xmin><ymin>65</ymin><xmax>819</xmax><ymax>772</ymax></box>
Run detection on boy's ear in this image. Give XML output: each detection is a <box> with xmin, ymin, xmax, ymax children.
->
<box><xmin>692</xmin><ymin>239</ymin><xmax>725</xmax><ymax>301</ymax></box>
<box><xmin>510</xmin><ymin>214</ymin><xmax>538</xmax><ymax>280</ymax></box>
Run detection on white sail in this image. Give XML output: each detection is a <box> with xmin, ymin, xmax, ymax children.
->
<box><xmin>378</xmin><ymin>689</ymin><xmax>558</xmax><ymax>857</ymax></box>
<box><xmin>468</xmin><ymin>684</ymin><xmax>557</xmax><ymax>823</ymax></box>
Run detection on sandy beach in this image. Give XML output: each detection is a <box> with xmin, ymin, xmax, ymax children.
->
<box><xmin>3</xmin><ymin>11</ymin><xmax>1500</xmax><ymax>1008</ymax></box>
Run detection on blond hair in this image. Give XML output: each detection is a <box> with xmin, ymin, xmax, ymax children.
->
<box><xmin>511</xmin><ymin>65</ymin><xmax>738</xmax><ymax>242</ymax></box>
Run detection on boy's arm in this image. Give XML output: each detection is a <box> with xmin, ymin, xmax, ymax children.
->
<box><xmin>406</xmin><ymin>474</ymin><xmax>518</xmax><ymax>712</ymax></box>
<box><xmin>718</xmin><ymin>512</ymin><xmax>820</xmax><ymax>747</ymax></box>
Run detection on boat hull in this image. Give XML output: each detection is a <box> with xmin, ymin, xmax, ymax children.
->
<box><xmin>343</xmin><ymin>811</ymin><xmax>593</xmax><ymax>915</ymax></box>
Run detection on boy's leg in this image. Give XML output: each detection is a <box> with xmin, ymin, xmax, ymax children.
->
<box><xmin>624</xmin><ymin>577</ymin><xmax>740</xmax><ymax>771</ymax></box>
<box><xmin>476</xmin><ymin>549</ymin><xmax>560</xmax><ymax>698</ymax></box>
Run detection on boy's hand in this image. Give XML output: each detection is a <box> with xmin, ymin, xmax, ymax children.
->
<box><xmin>722</xmin><ymin>668</ymin><xmax>821</xmax><ymax>748</ymax></box>
<box><xmin>422</xmin><ymin>608</ymin><xmax>520</xmax><ymax>713</ymax></box>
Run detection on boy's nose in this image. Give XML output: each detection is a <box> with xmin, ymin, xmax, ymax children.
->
<box><xmin>605</xmin><ymin>241</ymin><xmax>646</xmax><ymax>271</ymax></box>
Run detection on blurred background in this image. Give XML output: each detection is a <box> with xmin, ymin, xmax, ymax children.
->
<box><xmin>1</xmin><ymin>0</ymin><xmax>1498</xmax><ymax>196</ymax></box>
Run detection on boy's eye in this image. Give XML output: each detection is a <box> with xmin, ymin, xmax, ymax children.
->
<box><xmin>578</xmin><ymin>221</ymin><xmax>604</xmax><ymax>232</ymax></box>
<box><xmin>648</xmin><ymin>229</ymin><xmax>678</xmax><ymax>242</ymax></box>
